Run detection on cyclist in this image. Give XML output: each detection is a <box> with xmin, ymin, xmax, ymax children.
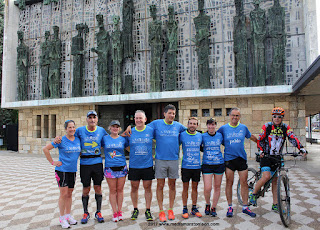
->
<box><xmin>249</xmin><ymin>107</ymin><xmax>307</xmax><ymax>212</ymax></box>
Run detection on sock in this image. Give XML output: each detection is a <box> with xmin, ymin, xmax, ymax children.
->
<box><xmin>183</xmin><ymin>205</ymin><xmax>188</xmax><ymax>210</ymax></box>
<box><xmin>95</xmin><ymin>194</ymin><xmax>102</xmax><ymax>212</ymax></box>
<box><xmin>82</xmin><ymin>195</ymin><xmax>89</xmax><ymax>213</ymax></box>
<box><xmin>146</xmin><ymin>208</ymin><xmax>150</xmax><ymax>212</ymax></box>
<box><xmin>65</xmin><ymin>214</ymin><xmax>70</xmax><ymax>218</ymax></box>
<box><xmin>60</xmin><ymin>215</ymin><xmax>64</xmax><ymax>220</ymax></box>
<box><xmin>228</xmin><ymin>204</ymin><xmax>232</xmax><ymax>208</ymax></box>
<box><xmin>242</xmin><ymin>205</ymin><xmax>248</xmax><ymax>211</ymax></box>
<box><xmin>192</xmin><ymin>205</ymin><xmax>196</xmax><ymax>210</ymax></box>
<box><xmin>134</xmin><ymin>208</ymin><xmax>138</xmax><ymax>211</ymax></box>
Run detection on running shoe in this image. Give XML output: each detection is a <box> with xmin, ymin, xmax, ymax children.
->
<box><xmin>60</xmin><ymin>217</ymin><xmax>71</xmax><ymax>229</ymax></box>
<box><xmin>205</xmin><ymin>204</ymin><xmax>211</xmax><ymax>215</ymax></box>
<box><xmin>271</xmin><ymin>204</ymin><xmax>279</xmax><ymax>213</ymax></box>
<box><xmin>118</xmin><ymin>211</ymin><xmax>123</xmax><ymax>221</ymax></box>
<box><xmin>249</xmin><ymin>193</ymin><xmax>257</xmax><ymax>206</ymax></box>
<box><xmin>112</xmin><ymin>212</ymin><xmax>118</xmax><ymax>222</ymax></box>
<box><xmin>191</xmin><ymin>207</ymin><xmax>202</xmax><ymax>218</ymax></box>
<box><xmin>226</xmin><ymin>207</ymin><xmax>233</xmax><ymax>217</ymax></box>
<box><xmin>131</xmin><ymin>209</ymin><xmax>139</xmax><ymax>220</ymax></box>
<box><xmin>242</xmin><ymin>207</ymin><xmax>256</xmax><ymax>217</ymax></box>
<box><xmin>159</xmin><ymin>211</ymin><xmax>167</xmax><ymax>222</ymax></box>
<box><xmin>95</xmin><ymin>211</ymin><xmax>104</xmax><ymax>223</ymax></box>
<box><xmin>182</xmin><ymin>208</ymin><xmax>189</xmax><ymax>219</ymax></box>
<box><xmin>145</xmin><ymin>210</ymin><xmax>153</xmax><ymax>221</ymax></box>
<box><xmin>210</xmin><ymin>207</ymin><xmax>217</xmax><ymax>217</ymax></box>
<box><xmin>81</xmin><ymin>212</ymin><xmax>90</xmax><ymax>224</ymax></box>
<box><xmin>168</xmin><ymin>209</ymin><xmax>175</xmax><ymax>220</ymax></box>
<box><xmin>66</xmin><ymin>215</ymin><xmax>77</xmax><ymax>225</ymax></box>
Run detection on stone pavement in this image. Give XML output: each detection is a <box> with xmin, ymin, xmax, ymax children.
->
<box><xmin>0</xmin><ymin>146</ymin><xmax>319</xmax><ymax>230</ymax></box>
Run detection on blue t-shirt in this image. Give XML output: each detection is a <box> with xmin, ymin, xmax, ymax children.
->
<box><xmin>103</xmin><ymin>135</ymin><xmax>129</xmax><ymax>167</ymax></box>
<box><xmin>148</xmin><ymin>119</ymin><xmax>186</xmax><ymax>160</ymax></box>
<box><xmin>202</xmin><ymin>132</ymin><xmax>224</xmax><ymax>165</ymax></box>
<box><xmin>180</xmin><ymin>131</ymin><xmax>202</xmax><ymax>169</ymax></box>
<box><xmin>75</xmin><ymin>126</ymin><xmax>108</xmax><ymax>165</ymax></box>
<box><xmin>217</xmin><ymin>123</ymin><xmax>251</xmax><ymax>161</ymax></box>
<box><xmin>52</xmin><ymin>135</ymin><xmax>81</xmax><ymax>172</ymax></box>
<box><xmin>126</xmin><ymin>126</ymin><xmax>154</xmax><ymax>169</ymax></box>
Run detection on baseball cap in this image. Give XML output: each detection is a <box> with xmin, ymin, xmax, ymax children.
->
<box><xmin>87</xmin><ymin>110</ymin><xmax>97</xmax><ymax>117</ymax></box>
<box><xmin>109</xmin><ymin>120</ymin><xmax>121</xmax><ymax>126</ymax></box>
<box><xmin>206</xmin><ymin>118</ymin><xmax>217</xmax><ymax>125</ymax></box>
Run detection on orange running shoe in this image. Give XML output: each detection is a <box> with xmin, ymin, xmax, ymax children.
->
<box><xmin>159</xmin><ymin>211</ymin><xmax>167</xmax><ymax>222</ymax></box>
<box><xmin>182</xmin><ymin>208</ymin><xmax>189</xmax><ymax>219</ymax></box>
<box><xmin>168</xmin><ymin>209</ymin><xmax>175</xmax><ymax>220</ymax></box>
<box><xmin>191</xmin><ymin>208</ymin><xmax>202</xmax><ymax>218</ymax></box>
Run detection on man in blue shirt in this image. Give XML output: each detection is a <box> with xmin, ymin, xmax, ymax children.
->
<box><xmin>179</xmin><ymin>117</ymin><xmax>202</xmax><ymax>219</ymax></box>
<box><xmin>218</xmin><ymin>108</ymin><xmax>257</xmax><ymax>218</ymax></box>
<box><xmin>126</xmin><ymin>110</ymin><xmax>155</xmax><ymax>221</ymax></box>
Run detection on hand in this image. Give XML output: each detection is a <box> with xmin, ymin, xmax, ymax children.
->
<box><xmin>53</xmin><ymin>136</ymin><xmax>62</xmax><ymax>144</ymax></box>
<box><xmin>121</xmin><ymin>125</ymin><xmax>132</xmax><ymax>137</ymax></box>
<box><xmin>52</xmin><ymin>161</ymin><xmax>62</xmax><ymax>167</ymax></box>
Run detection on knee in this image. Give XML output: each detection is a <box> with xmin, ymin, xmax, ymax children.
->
<box><xmin>131</xmin><ymin>185</ymin><xmax>139</xmax><ymax>192</ymax></box>
<box><xmin>109</xmin><ymin>187</ymin><xmax>117</xmax><ymax>194</ymax></box>
<box><xmin>157</xmin><ymin>182</ymin><xmax>165</xmax><ymax>190</ymax></box>
<box><xmin>214</xmin><ymin>185</ymin><xmax>221</xmax><ymax>192</ymax></box>
<box><xmin>168</xmin><ymin>183</ymin><xmax>176</xmax><ymax>191</ymax></box>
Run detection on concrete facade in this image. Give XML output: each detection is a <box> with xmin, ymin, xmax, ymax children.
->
<box><xmin>19</xmin><ymin>94</ymin><xmax>306</xmax><ymax>158</ymax></box>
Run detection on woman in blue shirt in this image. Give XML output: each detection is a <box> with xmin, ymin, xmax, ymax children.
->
<box><xmin>43</xmin><ymin>120</ymin><xmax>81</xmax><ymax>229</ymax></box>
<box><xmin>103</xmin><ymin>120</ymin><xmax>129</xmax><ymax>222</ymax></box>
<box><xmin>201</xmin><ymin>118</ymin><xmax>225</xmax><ymax>217</ymax></box>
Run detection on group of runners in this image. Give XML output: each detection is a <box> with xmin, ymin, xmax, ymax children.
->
<box><xmin>43</xmin><ymin>104</ymin><xmax>307</xmax><ymax>229</ymax></box>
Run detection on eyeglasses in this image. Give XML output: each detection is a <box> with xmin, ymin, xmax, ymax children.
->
<box><xmin>272</xmin><ymin>115</ymin><xmax>283</xmax><ymax>119</ymax></box>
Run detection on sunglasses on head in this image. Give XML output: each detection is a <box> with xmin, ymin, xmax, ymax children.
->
<box><xmin>273</xmin><ymin>115</ymin><xmax>283</xmax><ymax>119</ymax></box>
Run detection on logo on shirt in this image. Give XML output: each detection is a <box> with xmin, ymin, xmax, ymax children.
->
<box><xmin>109</xmin><ymin>151</ymin><xmax>121</xmax><ymax>158</ymax></box>
<box><xmin>84</xmin><ymin>141</ymin><xmax>98</xmax><ymax>148</ymax></box>
<box><xmin>230</xmin><ymin>139</ymin><xmax>241</xmax><ymax>144</ymax></box>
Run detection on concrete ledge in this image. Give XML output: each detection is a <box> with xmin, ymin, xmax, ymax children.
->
<box><xmin>2</xmin><ymin>85</ymin><xmax>293</xmax><ymax>109</ymax></box>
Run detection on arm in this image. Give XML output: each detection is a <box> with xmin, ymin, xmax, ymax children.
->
<box><xmin>121</xmin><ymin>125</ymin><xmax>132</xmax><ymax>137</ymax></box>
<box><xmin>250</xmin><ymin>134</ymin><xmax>257</xmax><ymax>143</ymax></box>
<box><xmin>257</xmin><ymin>124</ymin><xmax>267</xmax><ymax>152</ymax></box>
<box><xmin>43</xmin><ymin>143</ymin><xmax>62</xmax><ymax>166</ymax></box>
<box><xmin>286</xmin><ymin>125</ymin><xmax>306</xmax><ymax>155</ymax></box>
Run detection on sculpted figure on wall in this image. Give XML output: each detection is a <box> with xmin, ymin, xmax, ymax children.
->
<box><xmin>233</xmin><ymin>0</ymin><xmax>248</xmax><ymax>87</ymax></box>
<box><xmin>17</xmin><ymin>31</ymin><xmax>29</xmax><ymax>101</ymax></box>
<box><xmin>92</xmin><ymin>14</ymin><xmax>110</xmax><ymax>95</ymax></box>
<box><xmin>111</xmin><ymin>16</ymin><xmax>123</xmax><ymax>95</ymax></box>
<box><xmin>40</xmin><ymin>31</ymin><xmax>50</xmax><ymax>99</ymax></box>
<box><xmin>48</xmin><ymin>26</ymin><xmax>61</xmax><ymax>98</ymax></box>
<box><xmin>250</xmin><ymin>0</ymin><xmax>266</xmax><ymax>86</ymax></box>
<box><xmin>194</xmin><ymin>0</ymin><xmax>211</xmax><ymax>89</ymax></box>
<box><xmin>268</xmin><ymin>0</ymin><xmax>286</xmax><ymax>85</ymax></box>
<box><xmin>148</xmin><ymin>5</ymin><xmax>162</xmax><ymax>92</ymax></box>
<box><xmin>165</xmin><ymin>5</ymin><xmax>178</xmax><ymax>91</ymax></box>
<box><xmin>18</xmin><ymin>0</ymin><xmax>25</xmax><ymax>10</ymax></box>
<box><xmin>71</xmin><ymin>24</ymin><xmax>87</xmax><ymax>97</ymax></box>
<box><xmin>122</xmin><ymin>0</ymin><xmax>135</xmax><ymax>59</ymax></box>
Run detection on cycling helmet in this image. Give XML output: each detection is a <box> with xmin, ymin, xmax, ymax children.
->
<box><xmin>272</xmin><ymin>107</ymin><xmax>285</xmax><ymax>116</ymax></box>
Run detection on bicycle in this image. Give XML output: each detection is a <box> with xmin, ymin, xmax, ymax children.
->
<box><xmin>236</xmin><ymin>151</ymin><xmax>303</xmax><ymax>227</ymax></box>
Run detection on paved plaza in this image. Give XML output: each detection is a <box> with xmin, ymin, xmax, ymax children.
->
<box><xmin>0</xmin><ymin>145</ymin><xmax>319</xmax><ymax>230</ymax></box>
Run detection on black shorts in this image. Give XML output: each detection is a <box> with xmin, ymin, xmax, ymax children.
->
<box><xmin>80</xmin><ymin>163</ymin><xmax>104</xmax><ymax>187</ymax></box>
<box><xmin>225</xmin><ymin>157</ymin><xmax>248</xmax><ymax>172</ymax></box>
<box><xmin>55</xmin><ymin>170</ymin><xmax>76</xmax><ymax>188</ymax></box>
<box><xmin>128</xmin><ymin>167</ymin><xmax>155</xmax><ymax>181</ymax></box>
<box><xmin>181</xmin><ymin>168</ymin><xmax>201</xmax><ymax>182</ymax></box>
<box><xmin>260</xmin><ymin>155</ymin><xmax>281</xmax><ymax>172</ymax></box>
<box><xmin>201</xmin><ymin>164</ymin><xmax>225</xmax><ymax>175</ymax></box>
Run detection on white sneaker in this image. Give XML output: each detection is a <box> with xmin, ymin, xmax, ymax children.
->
<box><xmin>66</xmin><ymin>215</ymin><xmax>77</xmax><ymax>225</ymax></box>
<box><xmin>60</xmin><ymin>217</ymin><xmax>70</xmax><ymax>229</ymax></box>
<box><xmin>112</xmin><ymin>212</ymin><xmax>118</xmax><ymax>222</ymax></box>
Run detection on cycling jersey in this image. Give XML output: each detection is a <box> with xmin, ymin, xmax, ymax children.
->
<box><xmin>257</xmin><ymin>122</ymin><xmax>303</xmax><ymax>155</ymax></box>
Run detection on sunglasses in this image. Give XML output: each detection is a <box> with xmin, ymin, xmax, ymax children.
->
<box><xmin>273</xmin><ymin>115</ymin><xmax>283</xmax><ymax>119</ymax></box>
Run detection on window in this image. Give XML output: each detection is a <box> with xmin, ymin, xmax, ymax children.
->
<box><xmin>214</xmin><ymin>108</ymin><xmax>222</xmax><ymax>117</ymax></box>
<box><xmin>190</xmin><ymin>109</ymin><xmax>198</xmax><ymax>117</ymax></box>
<box><xmin>202</xmin><ymin>109</ymin><xmax>210</xmax><ymax>117</ymax></box>
<box><xmin>50</xmin><ymin>115</ymin><xmax>56</xmax><ymax>138</ymax></box>
<box><xmin>36</xmin><ymin>115</ymin><xmax>41</xmax><ymax>138</ymax></box>
<box><xmin>226</xmin><ymin>108</ymin><xmax>232</xmax><ymax>116</ymax></box>
<box><xmin>44</xmin><ymin>115</ymin><xmax>49</xmax><ymax>138</ymax></box>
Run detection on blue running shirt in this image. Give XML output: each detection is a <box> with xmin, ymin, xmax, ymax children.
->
<box><xmin>148</xmin><ymin>119</ymin><xmax>186</xmax><ymax>160</ymax></box>
<box><xmin>126</xmin><ymin>126</ymin><xmax>154</xmax><ymax>169</ymax></box>
<box><xmin>202</xmin><ymin>132</ymin><xmax>224</xmax><ymax>165</ymax></box>
<box><xmin>103</xmin><ymin>135</ymin><xmax>129</xmax><ymax>167</ymax></box>
<box><xmin>217</xmin><ymin>123</ymin><xmax>251</xmax><ymax>161</ymax></box>
<box><xmin>75</xmin><ymin>126</ymin><xmax>107</xmax><ymax>165</ymax></box>
<box><xmin>179</xmin><ymin>131</ymin><xmax>202</xmax><ymax>169</ymax></box>
<box><xmin>52</xmin><ymin>135</ymin><xmax>81</xmax><ymax>172</ymax></box>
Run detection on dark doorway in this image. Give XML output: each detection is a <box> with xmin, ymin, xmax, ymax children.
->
<box><xmin>7</xmin><ymin>124</ymin><xmax>18</xmax><ymax>151</ymax></box>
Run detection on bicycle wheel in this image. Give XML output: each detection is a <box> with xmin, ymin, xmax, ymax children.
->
<box><xmin>237</xmin><ymin>168</ymin><xmax>258</xmax><ymax>205</ymax></box>
<box><xmin>277</xmin><ymin>174</ymin><xmax>291</xmax><ymax>227</ymax></box>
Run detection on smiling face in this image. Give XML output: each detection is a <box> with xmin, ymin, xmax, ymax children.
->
<box><xmin>272</xmin><ymin>115</ymin><xmax>283</xmax><ymax>126</ymax></box>
<box><xmin>134</xmin><ymin>112</ymin><xmax>147</xmax><ymax>128</ymax></box>
<box><xmin>86</xmin><ymin>115</ymin><xmax>98</xmax><ymax>129</ymax></box>
<box><xmin>187</xmin><ymin>119</ymin><xmax>198</xmax><ymax>133</ymax></box>
<box><xmin>110</xmin><ymin>124</ymin><xmax>120</xmax><ymax>135</ymax></box>
<box><xmin>229</xmin><ymin>109</ymin><xmax>241</xmax><ymax>126</ymax></box>
<box><xmin>164</xmin><ymin>109</ymin><xmax>176</xmax><ymax>124</ymax></box>
<box><xmin>207</xmin><ymin>122</ymin><xmax>216</xmax><ymax>134</ymax></box>
<box><xmin>66</xmin><ymin>121</ymin><xmax>76</xmax><ymax>136</ymax></box>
